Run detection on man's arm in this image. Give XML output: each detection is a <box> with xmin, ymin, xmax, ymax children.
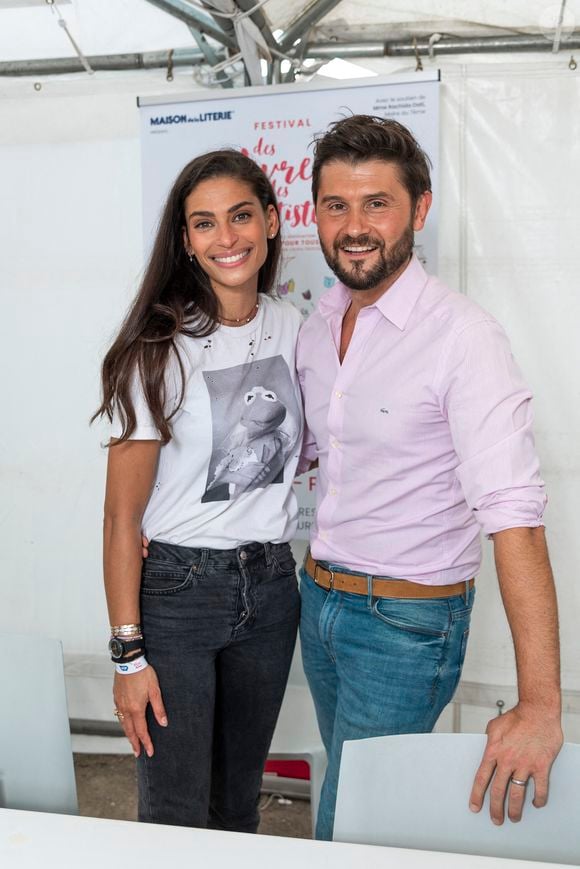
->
<box><xmin>469</xmin><ymin>526</ymin><xmax>562</xmax><ymax>824</ymax></box>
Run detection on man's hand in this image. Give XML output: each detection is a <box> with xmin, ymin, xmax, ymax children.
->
<box><xmin>141</xmin><ymin>535</ymin><xmax>149</xmax><ymax>559</ymax></box>
<box><xmin>472</xmin><ymin>526</ymin><xmax>562</xmax><ymax>824</ymax></box>
<box><xmin>470</xmin><ymin>702</ymin><xmax>563</xmax><ymax>824</ymax></box>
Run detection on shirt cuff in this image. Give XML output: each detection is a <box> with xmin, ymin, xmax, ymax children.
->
<box><xmin>471</xmin><ymin>488</ymin><xmax>547</xmax><ymax>537</ymax></box>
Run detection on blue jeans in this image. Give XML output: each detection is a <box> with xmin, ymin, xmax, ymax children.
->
<box><xmin>138</xmin><ymin>539</ymin><xmax>299</xmax><ymax>831</ymax></box>
<box><xmin>299</xmin><ymin>562</ymin><xmax>474</xmax><ymax>840</ymax></box>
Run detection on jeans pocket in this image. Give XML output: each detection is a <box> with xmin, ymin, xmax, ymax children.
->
<box><xmin>270</xmin><ymin>543</ymin><xmax>297</xmax><ymax>577</ymax></box>
<box><xmin>372</xmin><ymin>597</ymin><xmax>450</xmax><ymax>638</ymax></box>
<box><xmin>141</xmin><ymin>558</ymin><xmax>196</xmax><ymax>595</ymax></box>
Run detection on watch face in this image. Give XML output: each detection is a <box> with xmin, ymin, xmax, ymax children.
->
<box><xmin>109</xmin><ymin>638</ymin><xmax>123</xmax><ymax>658</ymax></box>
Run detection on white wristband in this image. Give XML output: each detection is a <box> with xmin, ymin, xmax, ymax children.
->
<box><xmin>115</xmin><ymin>655</ymin><xmax>148</xmax><ymax>675</ymax></box>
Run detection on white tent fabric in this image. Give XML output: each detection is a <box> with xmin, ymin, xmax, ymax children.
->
<box><xmin>0</xmin><ymin>0</ymin><xmax>578</xmax><ymax>62</ymax></box>
<box><xmin>269</xmin><ymin>0</ymin><xmax>579</xmax><ymax>37</ymax></box>
<box><xmin>0</xmin><ymin>1</ymin><xmax>194</xmax><ymax>61</ymax></box>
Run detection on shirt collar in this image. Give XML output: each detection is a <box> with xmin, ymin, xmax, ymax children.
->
<box><xmin>317</xmin><ymin>254</ymin><xmax>429</xmax><ymax>332</ymax></box>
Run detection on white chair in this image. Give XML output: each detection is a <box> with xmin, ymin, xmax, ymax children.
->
<box><xmin>333</xmin><ymin>733</ymin><xmax>580</xmax><ymax>865</ymax></box>
<box><xmin>0</xmin><ymin>634</ymin><xmax>78</xmax><ymax>814</ymax></box>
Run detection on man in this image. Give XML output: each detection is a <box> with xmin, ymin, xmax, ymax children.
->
<box><xmin>296</xmin><ymin>115</ymin><xmax>562</xmax><ymax>841</ymax></box>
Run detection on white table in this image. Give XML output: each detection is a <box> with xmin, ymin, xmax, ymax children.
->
<box><xmin>0</xmin><ymin>809</ymin><xmax>574</xmax><ymax>869</ymax></box>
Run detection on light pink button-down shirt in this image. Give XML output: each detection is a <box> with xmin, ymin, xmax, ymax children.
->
<box><xmin>297</xmin><ymin>256</ymin><xmax>546</xmax><ymax>584</ymax></box>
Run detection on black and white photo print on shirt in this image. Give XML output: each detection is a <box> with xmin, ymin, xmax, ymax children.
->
<box><xmin>201</xmin><ymin>355</ymin><xmax>300</xmax><ymax>503</ymax></box>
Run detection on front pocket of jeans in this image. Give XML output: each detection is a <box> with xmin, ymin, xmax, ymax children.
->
<box><xmin>372</xmin><ymin>599</ymin><xmax>449</xmax><ymax>638</ymax></box>
<box><xmin>141</xmin><ymin>559</ymin><xmax>195</xmax><ymax>595</ymax></box>
<box><xmin>271</xmin><ymin>547</ymin><xmax>297</xmax><ymax>577</ymax></box>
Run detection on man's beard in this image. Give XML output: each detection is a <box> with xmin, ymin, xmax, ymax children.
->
<box><xmin>320</xmin><ymin>224</ymin><xmax>414</xmax><ymax>291</ymax></box>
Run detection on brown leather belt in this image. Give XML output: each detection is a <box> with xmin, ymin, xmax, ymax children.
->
<box><xmin>305</xmin><ymin>553</ymin><xmax>474</xmax><ymax>600</ymax></box>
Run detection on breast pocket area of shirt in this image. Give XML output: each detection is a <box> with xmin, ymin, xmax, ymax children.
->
<box><xmin>140</xmin><ymin>558</ymin><xmax>198</xmax><ymax>595</ymax></box>
<box><xmin>356</xmin><ymin>404</ymin><xmax>444</xmax><ymax>470</ymax></box>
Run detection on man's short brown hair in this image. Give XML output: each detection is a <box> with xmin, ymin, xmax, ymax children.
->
<box><xmin>311</xmin><ymin>114</ymin><xmax>432</xmax><ymax>206</ymax></box>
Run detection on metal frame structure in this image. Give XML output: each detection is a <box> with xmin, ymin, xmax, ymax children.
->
<box><xmin>278</xmin><ymin>0</ymin><xmax>343</xmax><ymax>53</ymax></box>
<box><xmin>306</xmin><ymin>34</ymin><xmax>580</xmax><ymax>58</ymax></box>
<box><xmin>144</xmin><ymin>0</ymin><xmax>237</xmax><ymax>51</ymax></box>
<box><xmin>1</xmin><ymin>0</ymin><xmax>578</xmax><ymax>81</ymax></box>
<box><xmin>0</xmin><ymin>47</ymin><xmax>224</xmax><ymax>76</ymax></box>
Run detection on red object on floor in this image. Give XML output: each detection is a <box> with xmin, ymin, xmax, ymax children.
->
<box><xmin>264</xmin><ymin>759</ymin><xmax>310</xmax><ymax>780</ymax></box>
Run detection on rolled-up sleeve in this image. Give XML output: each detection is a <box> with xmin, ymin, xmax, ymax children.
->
<box><xmin>439</xmin><ymin>318</ymin><xmax>546</xmax><ymax>536</ymax></box>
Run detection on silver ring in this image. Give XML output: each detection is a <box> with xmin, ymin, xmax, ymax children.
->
<box><xmin>510</xmin><ymin>777</ymin><xmax>528</xmax><ymax>787</ymax></box>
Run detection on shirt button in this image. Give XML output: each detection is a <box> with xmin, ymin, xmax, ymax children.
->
<box><xmin>240</xmin><ymin>550</ymin><xmax>247</xmax><ymax>561</ymax></box>
<box><xmin>335</xmin><ymin>391</ymin><xmax>343</xmax><ymax>398</ymax></box>
<box><xmin>330</xmin><ymin>488</ymin><xmax>337</xmax><ymax>495</ymax></box>
<box><xmin>331</xmin><ymin>440</ymin><xmax>339</xmax><ymax>449</ymax></box>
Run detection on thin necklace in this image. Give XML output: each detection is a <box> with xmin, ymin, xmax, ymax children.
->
<box><xmin>218</xmin><ymin>298</ymin><xmax>259</xmax><ymax>326</ymax></box>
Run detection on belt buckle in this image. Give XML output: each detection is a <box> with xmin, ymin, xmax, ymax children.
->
<box><xmin>314</xmin><ymin>562</ymin><xmax>334</xmax><ymax>590</ymax></box>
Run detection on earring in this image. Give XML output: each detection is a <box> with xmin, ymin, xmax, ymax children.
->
<box><xmin>188</xmin><ymin>252</ymin><xmax>194</xmax><ymax>261</ymax></box>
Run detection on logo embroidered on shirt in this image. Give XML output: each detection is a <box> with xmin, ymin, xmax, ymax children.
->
<box><xmin>380</xmin><ymin>408</ymin><xmax>389</xmax><ymax>414</ymax></box>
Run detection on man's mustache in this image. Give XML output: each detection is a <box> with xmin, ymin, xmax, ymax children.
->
<box><xmin>333</xmin><ymin>235</ymin><xmax>384</xmax><ymax>251</ymax></box>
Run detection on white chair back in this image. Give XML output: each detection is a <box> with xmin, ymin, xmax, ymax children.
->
<box><xmin>0</xmin><ymin>634</ymin><xmax>78</xmax><ymax>814</ymax></box>
<box><xmin>334</xmin><ymin>733</ymin><xmax>580</xmax><ymax>864</ymax></box>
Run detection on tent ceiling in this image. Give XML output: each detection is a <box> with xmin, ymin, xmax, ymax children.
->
<box><xmin>266</xmin><ymin>0</ymin><xmax>577</xmax><ymax>35</ymax></box>
<box><xmin>0</xmin><ymin>0</ymin><xmax>70</xmax><ymax>7</ymax></box>
<box><xmin>0</xmin><ymin>0</ymin><xmax>577</xmax><ymax>68</ymax></box>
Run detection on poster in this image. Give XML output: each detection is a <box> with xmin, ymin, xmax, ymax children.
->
<box><xmin>139</xmin><ymin>74</ymin><xmax>440</xmax><ymax>538</ymax></box>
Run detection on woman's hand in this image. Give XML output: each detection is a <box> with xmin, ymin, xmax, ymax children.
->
<box><xmin>113</xmin><ymin>665</ymin><xmax>168</xmax><ymax>757</ymax></box>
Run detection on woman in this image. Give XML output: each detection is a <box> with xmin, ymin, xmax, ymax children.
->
<box><xmin>93</xmin><ymin>150</ymin><xmax>302</xmax><ymax>832</ymax></box>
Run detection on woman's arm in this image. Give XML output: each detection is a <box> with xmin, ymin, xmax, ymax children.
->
<box><xmin>104</xmin><ymin>438</ymin><xmax>167</xmax><ymax>757</ymax></box>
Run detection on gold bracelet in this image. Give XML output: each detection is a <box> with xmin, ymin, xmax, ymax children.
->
<box><xmin>110</xmin><ymin>623</ymin><xmax>142</xmax><ymax>637</ymax></box>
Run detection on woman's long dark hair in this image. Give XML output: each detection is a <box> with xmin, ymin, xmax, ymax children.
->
<box><xmin>92</xmin><ymin>150</ymin><xmax>282</xmax><ymax>444</ymax></box>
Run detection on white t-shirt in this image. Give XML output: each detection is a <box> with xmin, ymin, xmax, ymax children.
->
<box><xmin>111</xmin><ymin>296</ymin><xmax>303</xmax><ymax>548</ymax></box>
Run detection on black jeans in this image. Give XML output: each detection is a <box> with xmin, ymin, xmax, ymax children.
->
<box><xmin>137</xmin><ymin>539</ymin><xmax>300</xmax><ymax>832</ymax></box>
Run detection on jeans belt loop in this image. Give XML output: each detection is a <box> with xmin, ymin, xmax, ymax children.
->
<box><xmin>366</xmin><ymin>575</ymin><xmax>373</xmax><ymax>608</ymax></box>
